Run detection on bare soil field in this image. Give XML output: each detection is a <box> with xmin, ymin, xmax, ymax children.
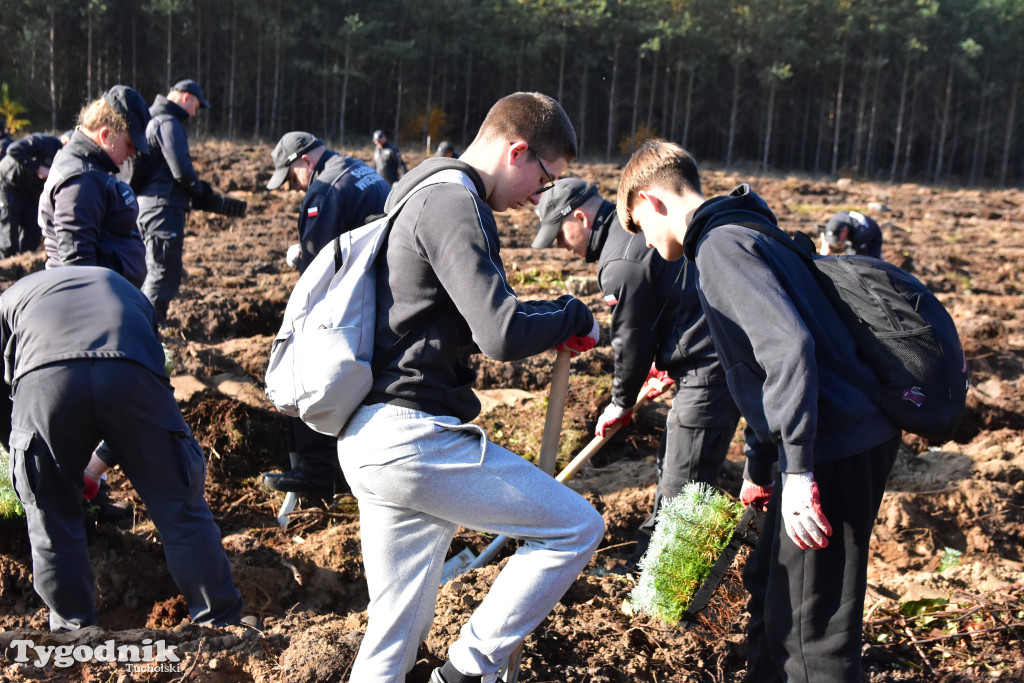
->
<box><xmin>1</xmin><ymin>140</ymin><xmax>1022</xmax><ymax>682</ymax></box>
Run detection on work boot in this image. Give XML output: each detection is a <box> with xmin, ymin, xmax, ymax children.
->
<box><xmin>430</xmin><ymin>661</ymin><xmax>484</xmax><ymax>683</ymax></box>
<box><xmin>261</xmin><ymin>467</ymin><xmax>334</xmax><ymax>501</ymax></box>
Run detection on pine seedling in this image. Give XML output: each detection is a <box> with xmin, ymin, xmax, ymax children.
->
<box><xmin>630</xmin><ymin>482</ymin><xmax>742</xmax><ymax>623</ymax></box>
<box><xmin>0</xmin><ymin>445</ymin><xmax>26</xmax><ymax>521</ymax></box>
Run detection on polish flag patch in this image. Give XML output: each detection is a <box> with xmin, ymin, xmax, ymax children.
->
<box><xmin>307</xmin><ymin>206</ymin><xmax>319</xmax><ymax>218</ymax></box>
<box><xmin>604</xmin><ymin>294</ymin><xmax>619</xmax><ymax>306</ymax></box>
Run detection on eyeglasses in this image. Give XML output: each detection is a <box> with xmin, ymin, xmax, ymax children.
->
<box><xmin>515</xmin><ymin>142</ymin><xmax>557</xmax><ymax>195</ymax></box>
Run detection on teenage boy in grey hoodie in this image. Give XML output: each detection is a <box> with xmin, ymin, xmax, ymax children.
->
<box><xmin>338</xmin><ymin>92</ymin><xmax>604</xmax><ymax>683</ymax></box>
<box><xmin>616</xmin><ymin>139</ymin><xmax>900</xmax><ymax>683</ymax></box>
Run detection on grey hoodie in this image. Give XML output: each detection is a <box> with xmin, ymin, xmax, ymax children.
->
<box><xmin>366</xmin><ymin>158</ymin><xmax>595</xmax><ymax>422</ymax></box>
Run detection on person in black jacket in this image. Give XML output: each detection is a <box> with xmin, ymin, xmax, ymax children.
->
<box><xmin>0</xmin><ymin>133</ymin><xmax>63</xmax><ymax>258</ymax></box>
<box><xmin>0</xmin><ymin>115</ymin><xmax>12</xmax><ymax>160</ymax></box>
<box><xmin>262</xmin><ymin>131</ymin><xmax>389</xmax><ymax>500</ymax></box>
<box><xmin>340</xmin><ymin>93</ymin><xmax>604</xmax><ymax>683</ymax></box>
<box><xmin>0</xmin><ymin>266</ymin><xmax>243</xmax><ymax>631</ymax></box>
<box><xmin>137</xmin><ymin>79</ymin><xmax>246</xmax><ymax>326</ymax></box>
<box><xmin>617</xmin><ymin>139</ymin><xmax>901</xmax><ymax>683</ymax></box>
<box><xmin>371</xmin><ymin>129</ymin><xmax>407</xmax><ymax>185</ymax></box>
<box><xmin>821</xmin><ymin>210</ymin><xmax>883</xmax><ymax>258</ymax></box>
<box><xmin>40</xmin><ymin>85</ymin><xmax>151</xmax><ymax>288</ymax></box>
<box><xmin>533</xmin><ymin>178</ymin><xmax>739</xmax><ymax>570</ymax></box>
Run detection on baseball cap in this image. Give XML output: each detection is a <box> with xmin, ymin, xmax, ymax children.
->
<box><xmin>372</xmin><ymin>130</ymin><xmax>385</xmax><ymax>142</ymax></box>
<box><xmin>171</xmin><ymin>79</ymin><xmax>210</xmax><ymax>108</ymax></box>
<box><xmin>102</xmin><ymin>85</ymin><xmax>152</xmax><ymax>155</ymax></box>
<box><xmin>267</xmin><ymin>131</ymin><xmax>324</xmax><ymax>190</ymax></box>
<box><xmin>532</xmin><ymin>178</ymin><xmax>598</xmax><ymax>248</ymax></box>
<box><xmin>824</xmin><ymin>212</ymin><xmax>853</xmax><ymax>246</ymax></box>
<box><xmin>436</xmin><ymin>141</ymin><xmax>454</xmax><ymax>156</ymax></box>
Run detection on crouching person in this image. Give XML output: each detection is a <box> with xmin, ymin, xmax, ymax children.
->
<box><xmin>339</xmin><ymin>92</ymin><xmax>605</xmax><ymax>683</ymax></box>
<box><xmin>0</xmin><ymin>266</ymin><xmax>243</xmax><ymax>631</ymax></box>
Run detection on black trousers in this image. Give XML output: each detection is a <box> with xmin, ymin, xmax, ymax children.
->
<box><xmin>139</xmin><ymin>203</ymin><xmax>186</xmax><ymax>325</ymax></box>
<box><xmin>743</xmin><ymin>435</ymin><xmax>900</xmax><ymax>683</ymax></box>
<box><xmin>0</xmin><ymin>187</ymin><xmax>41</xmax><ymax>258</ymax></box>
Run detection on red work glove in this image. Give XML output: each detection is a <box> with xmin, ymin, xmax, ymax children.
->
<box><xmin>83</xmin><ymin>470</ymin><xmax>102</xmax><ymax>501</ymax></box>
<box><xmin>739</xmin><ymin>479</ymin><xmax>773</xmax><ymax>512</ymax></box>
<box><xmin>644</xmin><ymin>364</ymin><xmax>675</xmax><ymax>400</ymax></box>
<box><xmin>556</xmin><ymin>318</ymin><xmax>599</xmax><ymax>356</ymax></box>
<box><xmin>781</xmin><ymin>473</ymin><xmax>832</xmax><ymax>550</ymax></box>
<box><xmin>595</xmin><ymin>402</ymin><xmax>633</xmax><ymax>437</ymax></box>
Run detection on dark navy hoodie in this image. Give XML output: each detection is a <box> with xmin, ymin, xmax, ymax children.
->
<box><xmin>682</xmin><ymin>184</ymin><xmax>897</xmax><ymax>483</ymax></box>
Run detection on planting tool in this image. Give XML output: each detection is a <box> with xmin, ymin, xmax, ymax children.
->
<box><xmin>683</xmin><ymin>505</ymin><xmax>764</xmax><ymax>619</ymax></box>
<box><xmin>275</xmin><ymin>451</ymin><xmax>300</xmax><ymax>527</ymax></box>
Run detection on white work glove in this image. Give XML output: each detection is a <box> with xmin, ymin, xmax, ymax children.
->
<box><xmin>595</xmin><ymin>402</ymin><xmax>632</xmax><ymax>438</ymax></box>
<box><xmin>285</xmin><ymin>243</ymin><xmax>302</xmax><ymax>269</ymax></box>
<box><xmin>818</xmin><ymin>232</ymin><xmax>831</xmax><ymax>256</ymax></box>
<box><xmin>556</xmin><ymin>317</ymin><xmax>599</xmax><ymax>356</ymax></box>
<box><xmin>781</xmin><ymin>472</ymin><xmax>832</xmax><ymax>550</ymax></box>
<box><xmin>739</xmin><ymin>479</ymin><xmax>773</xmax><ymax>512</ymax></box>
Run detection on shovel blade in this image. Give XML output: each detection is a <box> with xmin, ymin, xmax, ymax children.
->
<box><xmin>440</xmin><ymin>546</ymin><xmax>478</xmax><ymax>585</ymax></box>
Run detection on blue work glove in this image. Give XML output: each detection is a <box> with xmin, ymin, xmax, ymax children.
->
<box><xmin>781</xmin><ymin>472</ymin><xmax>832</xmax><ymax>550</ymax></box>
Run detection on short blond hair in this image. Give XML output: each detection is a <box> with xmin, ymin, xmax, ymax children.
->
<box><xmin>77</xmin><ymin>97</ymin><xmax>129</xmax><ymax>136</ymax></box>
<box><xmin>617</xmin><ymin>139</ymin><xmax>702</xmax><ymax>234</ymax></box>
<box><xmin>473</xmin><ymin>92</ymin><xmax>577</xmax><ymax>163</ymax></box>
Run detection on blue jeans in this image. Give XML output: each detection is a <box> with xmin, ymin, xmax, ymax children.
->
<box><xmin>339</xmin><ymin>403</ymin><xmax>605</xmax><ymax>681</ymax></box>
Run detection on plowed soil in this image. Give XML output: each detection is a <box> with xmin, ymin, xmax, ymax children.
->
<box><xmin>1</xmin><ymin>141</ymin><xmax>1022</xmax><ymax>682</ymax></box>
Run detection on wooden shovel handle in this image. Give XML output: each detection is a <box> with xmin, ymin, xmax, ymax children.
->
<box><xmin>537</xmin><ymin>349</ymin><xmax>571</xmax><ymax>476</ymax></box>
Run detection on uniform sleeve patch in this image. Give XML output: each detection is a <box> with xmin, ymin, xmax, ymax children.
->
<box><xmin>604</xmin><ymin>293</ymin><xmax>619</xmax><ymax>306</ymax></box>
<box><xmin>307</xmin><ymin>206</ymin><xmax>319</xmax><ymax>218</ymax></box>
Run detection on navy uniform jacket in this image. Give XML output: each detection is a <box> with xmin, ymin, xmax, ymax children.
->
<box><xmin>40</xmin><ymin>132</ymin><xmax>146</xmax><ymax>288</ymax></box>
<box><xmin>138</xmin><ymin>95</ymin><xmax>204</xmax><ymax>209</ymax></box>
<box><xmin>586</xmin><ymin>200</ymin><xmax>722</xmax><ymax>409</ymax></box>
<box><xmin>0</xmin><ymin>267</ymin><xmax>165</xmax><ymax>388</ymax></box>
<box><xmin>373</xmin><ymin>142</ymin><xmax>407</xmax><ymax>185</ymax></box>
<box><xmin>682</xmin><ymin>185</ymin><xmax>898</xmax><ymax>482</ymax></box>
<box><xmin>0</xmin><ymin>134</ymin><xmax>63</xmax><ymax>198</ymax></box>
<box><xmin>297</xmin><ymin>150</ymin><xmax>389</xmax><ymax>273</ymax></box>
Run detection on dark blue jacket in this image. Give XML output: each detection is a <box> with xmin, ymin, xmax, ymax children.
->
<box><xmin>0</xmin><ymin>134</ymin><xmax>63</xmax><ymax>198</ymax></box>
<box><xmin>137</xmin><ymin>95</ymin><xmax>204</xmax><ymax>210</ymax></box>
<box><xmin>297</xmin><ymin>150</ymin><xmax>389</xmax><ymax>273</ymax></box>
<box><xmin>40</xmin><ymin>131</ymin><xmax>146</xmax><ymax>288</ymax></box>
<box><xmin>682</xmin><ymin>184</ymin><xmax>898</xmax><ymax>483</ymax></box>
<box><xmin>0</xmin><ymin>266</ymin><xmax>165</xmax><ymax>387</ymax></box>
<box><xmin>586</xmin><ymin>200</ymin><xmax>722</xmax><ymax>408</ymax></box>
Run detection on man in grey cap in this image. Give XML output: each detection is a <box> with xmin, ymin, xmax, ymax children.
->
<box><xmin>262</xmin><ymin>131</ymin><xmax>389</xmax><ymax>500</ymax></box>
<box><xmin>135</xmin><ymin>78</ymin><xmax>247</xmax><ymax>326</ymax></box>
<box><xmin>534</xmin><ymin>178</ymin><xmax>739</xmax><ymax>572</ymax></box>
<box><xmin>371</xmin><ymin>129</ymin><xmax>407</xmax><ymax>185</ymax></box>
<box><xmin>820</xmin><ymin>210</ymin><xmax>883</xmax><ymax>258</ymax></box>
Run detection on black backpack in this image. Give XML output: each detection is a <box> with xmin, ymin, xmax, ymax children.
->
<box><xmin>739</xmin><ymin>221</ymin><xmax>969</xmax><ymax>441</ymax></box>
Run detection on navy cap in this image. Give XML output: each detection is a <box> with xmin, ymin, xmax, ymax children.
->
<box><xmin>268</xmin><ymin>131</ymin><xmax>323</xmax><ymax>190</ymax></box>
<box><xmin>436</xmin><ymin>141</ymin><xmax>455</xmax><ymax>157</ymax></box>
<box><xmin>102</xmin><ymin>85</ymin><xmax>151</xmax><ymax>155</ymax></box>
<box><xmin>372</xmin><ymin>129</ymin><xmax>386</xmax><ymax>142</ymax></box>
<box><xmin>171</xmin><ymin>79</ymin><xmax>210</xmax><ymax>108</ymax></box>
<box><xmin>532</xmin><ymin>178</ymin><xmax>598</xmax><ymax>248</ymax></box>
<box><xmin>824</xmin><ymin>212</ymin><xmax>854</xmax><ymax>246</ymax></box>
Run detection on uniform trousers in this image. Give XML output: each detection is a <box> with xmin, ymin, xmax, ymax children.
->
<box><xmin>8</xmin><ymin>359</ymin><xmax>242</xmax><ymax>631</ymax></box>
<box><xmin>138</xmin><ymin>202</ymin><xmax>186</xmax><ymax>325</ymax></box>
<box><xmin>0</xmin><ymin>187</ymin><xmax>41</xmax><ymax>258</ymax></box>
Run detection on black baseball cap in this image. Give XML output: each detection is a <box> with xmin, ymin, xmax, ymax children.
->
<box><xmin>372</xmin><ymin>130</ymin><xmax>386</xmax><ymax>142</ymax></box>
<box><xmin>102</xmin><ymin>85</ymin><xmax>151</xmax><ymax>155</ymax></box>
<box><xmin>171</xmin><ymin>79</ymin><xmax>210</xmax><ymax>108</ymax></box>
<box><xmin>532</xmin><ymin>178</ymin><xmax>598</xmax><ymax>248</ymax></box>
<box><xmin>268</xmin><ymin>131</ymin><xmax>323</xmax><ymax>190</ymax></box>
<box><xmin>824</xmin><ymin>212</ymin><xmax>854</xmax><ymax>246</ymax></box>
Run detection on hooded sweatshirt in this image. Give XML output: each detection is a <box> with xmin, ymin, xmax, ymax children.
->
<box><xmin>682</xmin><ymin>184</ymin><xmax>897</xmax><ymax>482</ymax></box>
<box><xmin>365</xmin><ymin>157</ymin><xmax>595</xmax><ymax>422</ymax></box>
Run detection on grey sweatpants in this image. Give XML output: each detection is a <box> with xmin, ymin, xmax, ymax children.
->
<box><xmin>8</xmin><ymin>359</ymin><xmax>242</xmax><ymax>631</ymax></box>
<box><xmin>339</xmin><ymin>403</ymin><xmax>605</xmax><ymax>682</ymax></box>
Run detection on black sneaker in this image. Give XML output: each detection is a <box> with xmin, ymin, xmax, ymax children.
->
<box><xmin>261</xmin><ymin>467</ymin><xmax>334</xmax><ymax>500</ymax></box>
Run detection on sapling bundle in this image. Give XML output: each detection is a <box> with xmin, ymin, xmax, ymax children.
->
<box><xmin>630</xmin><ymin>482</ymin><xmax>743</xmax><ymax>623</ymax></box>
<box><xmin>0</xmin><ymin>445</ymin><xmax>25</xmax><ymax>521</ymax></box>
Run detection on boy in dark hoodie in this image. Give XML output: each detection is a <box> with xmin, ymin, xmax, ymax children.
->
<box><xmin>616</xmin><ymin>139</ymin><xmax>900</xmax><ymax>683</ymax></box>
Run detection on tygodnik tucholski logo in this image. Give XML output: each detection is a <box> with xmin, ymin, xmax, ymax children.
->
<box><xmin>8</xmin><ymin>638</ymin><xmax>182</xmax><ymax>673</ymax></box>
